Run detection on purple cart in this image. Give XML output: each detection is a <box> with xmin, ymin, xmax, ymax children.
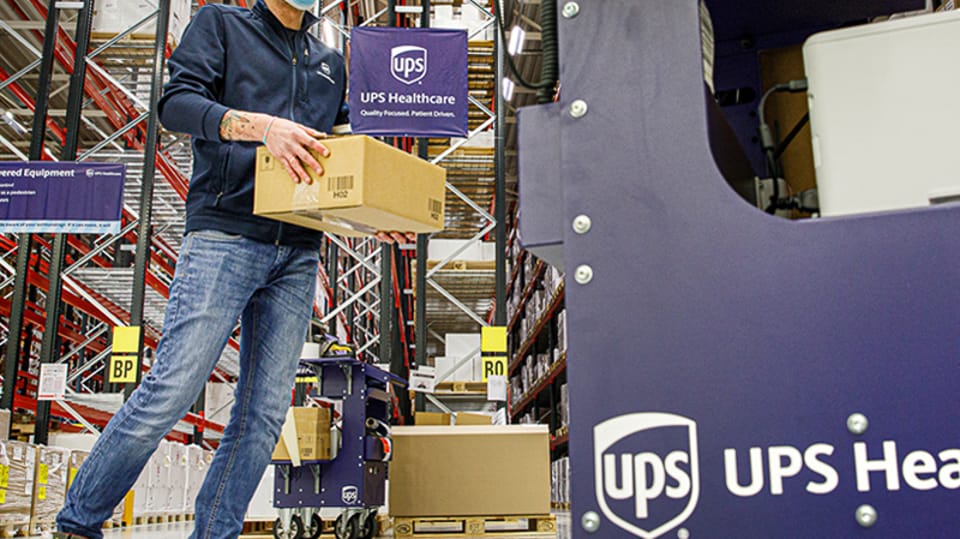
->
<box><xmin>271</xmin><ymin>358</ymin><xmax>406</xmax><ymax>539</ymax></box>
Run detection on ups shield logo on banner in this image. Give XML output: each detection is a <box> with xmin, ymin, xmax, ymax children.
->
<box><xmin>594</xmin><ymin>413</ymin><xmax>701</xmax><ymax>538</ymax></box>
<box><xmin>390</xmin><ymin>46</ymin><xmax>428</xmax><ymax>85</ymax></box>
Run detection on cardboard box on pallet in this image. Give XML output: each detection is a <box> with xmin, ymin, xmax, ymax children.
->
<box><xmin>389</xmin><ymin>425</ymin><xmax>551</xmax><ymax>517</ymax></box>
<box><xmin>254</xmin><ymin>136</ymin><xmax>446</xmax><ymax>238</ymax></box>
<box><xmin>30</xmin><ymin>446</ymin><xmax>70</xmax><ymax>533</ymax></box>
<box><xmin>0</xmin><ymin>441</ymin><xmax>37</xmax><ymax>530</ymax></box>
<box><xmin>272</xmin><ymin>407</ymin><xmax>332</xmax><ymax>462</ymax></box>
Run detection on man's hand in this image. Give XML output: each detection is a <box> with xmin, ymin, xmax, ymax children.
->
<box><xmin>375</xmin><ymin>231</ymin><xmax>417</xmax><ymax>244</ymax></box>
<box><xmin>263</xmin><ymin>118</ymin><xmax>330</xmax><ymax>185</ymax></box>
<box><xmin>219</xmin><ymin>110</ymin><xmax>330</xmax><ymax>184</ymax></box>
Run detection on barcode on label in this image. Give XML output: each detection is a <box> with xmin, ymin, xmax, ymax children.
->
<box><xmin>429</xmin><ymin>198</ymin><xmax>443</xmax><ymax>214</ymax></box>
<box><xmin>327</xmin><ymin>175</ymin><xmax>355</xmax><ymax>192</ymax></box>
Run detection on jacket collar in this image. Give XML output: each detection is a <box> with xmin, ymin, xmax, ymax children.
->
<box><xmin>253</xmin><ymin>0</ymin><xmax>321</xmax><ymax>34</ymax></box>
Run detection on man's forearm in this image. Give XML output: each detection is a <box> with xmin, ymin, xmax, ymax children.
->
<box><xmin>219</xmin><ymin>109</ymin><xmax>273</xmax><ymax>142</ymax></box>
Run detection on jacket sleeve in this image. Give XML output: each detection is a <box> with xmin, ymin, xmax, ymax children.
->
<box><xmin>335</xmin><ymin>60</ymin><xmax>350</xmax><ymax>126</ymax></box>
<box><xmin>157</xmin><ymin>6</ymin><xmax>230</xmax><ymax>141</ymax></box>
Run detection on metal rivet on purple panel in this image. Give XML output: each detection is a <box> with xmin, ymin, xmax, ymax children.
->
<box><xmin>562</xmin><ymin>2</ymin><xmax>580</xmax><ymax>18</ymax></box>
<box><xmin>581</xmin><ymin>511</ymin><xmax>600</xmax><ymax>533</ymax></box>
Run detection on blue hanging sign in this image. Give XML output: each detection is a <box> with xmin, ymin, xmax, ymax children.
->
<box><xmin>349</xmin><ymin>27</ymin><xmax>469</xmax><ymax>137</ymax></box>
<box><xmin>0</xmin><ymin>161</ymin><xmax>125</xmax><ymax>234</ymax></box>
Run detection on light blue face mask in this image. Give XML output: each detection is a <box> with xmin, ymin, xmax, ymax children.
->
<box><xmin>284</xmin><ymin>0</ymin><xmax>318</xmax><ymax>10</ymax></box>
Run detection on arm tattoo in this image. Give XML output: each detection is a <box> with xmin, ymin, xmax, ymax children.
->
<box><xmin>219</xmin><ymin>110</ymin><xmax>253</xmax><ymax>140</ymax></box>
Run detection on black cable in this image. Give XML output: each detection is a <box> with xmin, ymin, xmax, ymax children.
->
<box><xmin>774</xmin><ymin>112</ymin><xmax>809</xmax><ymax>160</ymax></box>
<box><xmin>537</xmin><ymin>0</ymin><xmax>559</xmax><ymax>103</ymax></box>
<box><xmin>757</xmin><ymin>79</ymin><xmax>807</xmax><ymax>213</ymax></box>
<box><xmin>496</xmin><ymin>0</ymin><xmax>556</xmax><ymax>91</ymax></box>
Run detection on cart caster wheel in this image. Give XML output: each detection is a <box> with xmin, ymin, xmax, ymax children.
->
<box><xmin>273</xmin><ymin>515</ymin><xmax>304</xmax><ymax>539</ymax></box>
<box><xmin>334</xmin><ymin>514</ymin><xmax>357</xmax><ymax>539</ymax></box>
<box><xmin>358</xmin><ymin>513</ymin><xmax>378</xmax><ymax>539</ymax></box>
<box><xmin>305</xmin><ymin>514</ymin><xmax>323</xmax><ymax>539</ymax></box>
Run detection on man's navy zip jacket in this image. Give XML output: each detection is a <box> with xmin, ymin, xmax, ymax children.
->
<box><xmin>158</xmin><ymin>0</ymin><xmax>347</xmax><ymax>249</ymax></box>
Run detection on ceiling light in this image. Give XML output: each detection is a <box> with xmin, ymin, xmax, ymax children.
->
<box><xmin>502</xmin><ymin>77</ymin><xmax>515</xmax><ymax>101</ymax></box>
<box><xmin>508</xmin><ymin>25</ymin><xmax>525</xmax><ymax>56</ymax></box>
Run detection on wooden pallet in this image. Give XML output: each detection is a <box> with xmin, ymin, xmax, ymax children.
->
<box><xmin>241</xmin><ymin>515</ymin><xmax>391</xmax><ymax>537</ymax></box>
<box><xmin>0</xmin><ymin>522</ymin><xmax>29</xmax><ymax>538</ymax></box>
<box><xmin>133</xmin><ymin>514</ymin><xmax>178</xmax><ymax>525</ymax></box>
<box><xmin>393</xmin><ymin>514</ymin><xmax>557</xmax><ymax>537</ymax></box>
<box><xmin>242</xmin><ymin>519</ymin><xmax>274</xmax><ymax>535</ymax></box>
<box><xmin>427</xmin><ymin>260</ymin><xmax>497</xmax><ymax>271</ymax></box>
<box><xmin>434</xmin><ymin>381</ymin><xmax>488</xmax><ymax>394</ymax></box>
<box><xmin>28</xmin><ymin>519</ymin><xmax>56</xmax><ymax>536</ymax></box>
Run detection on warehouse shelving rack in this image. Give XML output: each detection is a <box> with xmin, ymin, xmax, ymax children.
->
<box><xmin>503</xmin><ymin>224</ymin><xmax>567</xmax><ymax>472</ymax></box>
<box><xmin>0</xmin><ymin>0</ymin><xmax>228</xmax><ymax>446</ymax></box>
<box><xmin>0</xmin><ymin>0</ymin><xmax>511</xmax><ymax>446</ymax></box>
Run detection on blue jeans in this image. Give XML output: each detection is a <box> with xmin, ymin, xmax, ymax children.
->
<box><xmin>57</xmin><ymin>230</ymin><xmax>319</xmax><ymax>539</ymax></box>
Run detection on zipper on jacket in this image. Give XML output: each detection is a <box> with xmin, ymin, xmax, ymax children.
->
<box><xmin>287</xmin><ymin>34</ymin><xmax>298</xmax><ymax>122</ymax></box>
<box><xmin>280</xmin><ymin>33</ymin><xmax>298</xmax><ymax>247</ymax></box>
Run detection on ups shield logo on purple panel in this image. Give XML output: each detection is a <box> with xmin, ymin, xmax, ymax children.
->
<box><xmin>594</xmin><ymin>413</ymin><xmax>700</xmax><ymax>538</ymax></box>
<box><xmin>390</xmin><ymin>46</ymin><xmax>428</xmax><ymax>85</ymax></box>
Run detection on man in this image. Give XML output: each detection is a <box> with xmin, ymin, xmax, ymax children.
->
<box><xmin>56</xmin><ymin>1</ymin><xmax>408</xmax><ymax>537</ymax></box>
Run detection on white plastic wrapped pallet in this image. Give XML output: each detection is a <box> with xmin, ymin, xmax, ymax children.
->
<box><xmin>30</xmin><ymin>446</ymin><xmax>71</xmax><ymax>530</ymax></box>
<box><xmin>0</xmin><ymin>441</ymin><xmax>36</xmax><ymax>530</ymax></box>
<box><xmin>143</xmin><ymin>441</ymin><xmax>173</xmax><ymax>515</ymax></box>
<box><xmin>184</xmin><ymin>445</ymin><xmax>208</xmax><ymax>510</ymax></box>
<box><xmin>167</xmin><ymin>443</ymin><xmax>188</xmax><ymax>514</ymax></box>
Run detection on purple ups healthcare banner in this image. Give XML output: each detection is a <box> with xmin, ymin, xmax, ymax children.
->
<box><xmin>0</xmin><ymin>161</ymin><xmax>125</xmax><ymax>234</ymax></box>
<box><xmin>349</xmin><ymin>28</ymin><xmax>468</xmax><ymax>137</ymax></box>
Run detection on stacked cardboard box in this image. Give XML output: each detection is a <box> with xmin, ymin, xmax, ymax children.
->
<box><xmin>29</xmin><ymin>446</ymin><xmax>70</xmax><ymax>532</ymax></box>
<box><xmin>91</xmin><ymin>0</ymin><xmax>192</xmax><ymax>47</ymax></box>
<box><xmin>0</xmin><ymin>441</ymin><xmax>37</xmax><ymax>532</ymax></box>
<box><xmin>432</xmin><ymin>2</ymin><xmax>495</xmax><ymax>40</ymax></box>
